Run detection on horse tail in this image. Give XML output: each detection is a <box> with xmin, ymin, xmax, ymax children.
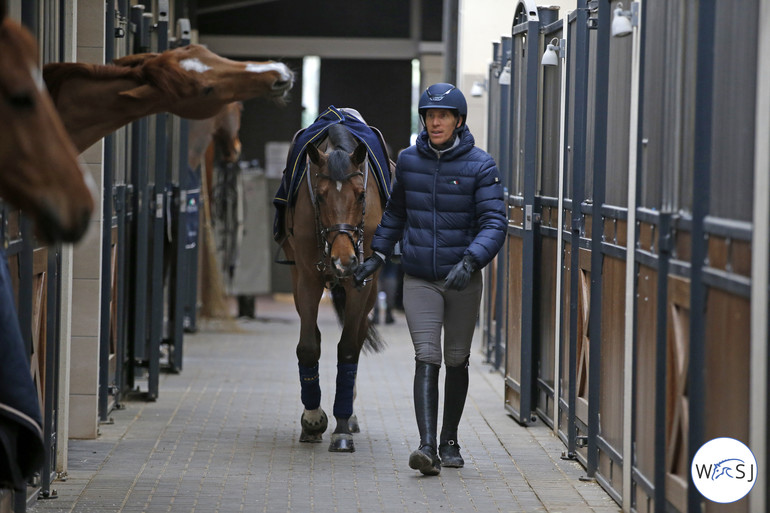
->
<box><xmin>330</xmin><ymin>285</ymin><xmax>386</xmax><ymax>354</ymax></box>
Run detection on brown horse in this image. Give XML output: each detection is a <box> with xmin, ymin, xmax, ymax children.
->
<box><xmin>281</xmin><ymin>119</ymin><xmax>390</xmax><ymax>452</ymax></box>
<box><xmin>43</xmin><ymin>44</ymin><xmax>292</xmax><ymax>153</ymax></box>
<box><xmin>186</xmin><ymin>101</ymin><xmax>243</xmax><ymax>319</ymax></box>
<box><xmin>0</xmin><ymin>2</ymin><xmax>94</xmax><ymax>243</ymax></box>
<box><xmin>0</xmin><ymin>0</ymin><xmax>93</xmax><ymax>491</ymax></box>
<box><xmin>187</xmin><ymin>101</ymin><xmax>243</xmax><ymax>203</ymax></box>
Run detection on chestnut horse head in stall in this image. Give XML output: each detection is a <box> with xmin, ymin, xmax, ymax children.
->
<box><xmin>0</xmin><ymin>2</ymin><xmax>94</xmax><ymax>243</ymax></box>
<box><xmin>43</xmin><ymin>44</ymin><xmax>293</xmax><ymax>153</ymax></box>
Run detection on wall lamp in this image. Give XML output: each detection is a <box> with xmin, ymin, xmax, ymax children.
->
<box><xmin>541</xmin><ymin>38</ymin><xmax>564</xmax><ymax>67</ymax></box>
<box><xmin>611</xmin><ymin>2</ymin><xmax>639</xmax><ymax>37</ymax></box>
<box><xmin>470</xmin><ymin>80</ymin><xmax>487</xmax><ymax>97</ymax></box>
<box><xmin>498</xmin><ymin>61</ymin><xmax>511</xmax><ymax>85</ymax></box>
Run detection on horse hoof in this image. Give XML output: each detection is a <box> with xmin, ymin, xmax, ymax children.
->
<box><xmin>300</xmin><ymin>429</ymin><xmax>324</xmax><ymax>443</ymax></box>
<box><xmin>348</xmin><ymin>414</ymin><xmax>360</xmax><ymax>433</ymax></box>
<box><xmin>328</xmin><ymin>433</ymin><xmax>355</xmax><ymax>452</ymax></box>
<box><xmin>301</xmin><ymin>408</ymin><xmax>328</xmax><ymax>435</ymax></box>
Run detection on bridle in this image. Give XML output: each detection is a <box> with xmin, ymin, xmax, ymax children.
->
<box><xmin>306</xmin><ymin>155</ymin><xmax>369</xmax><ymax>279</ymax></box>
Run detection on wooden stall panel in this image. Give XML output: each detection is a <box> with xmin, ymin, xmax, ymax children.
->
<box><xmin>598</xmin><ymin>254</ymin><xmax>626</xmax><ymax>495</ymax></box>
<box><xmin>576</xmin><ymin>248</ymin><xmax>591</xmax><ymax>426</ymax></box>
<box><xmin>704</xmin><ymin>289</ymin><xmax>750</xmax><ymax>513</ymax></box>
<box><xmin>559</xmin><ymin>237</ymin><xmax>573</xmax><ymax>433</ymax></box>
<box><xmin>666</xmin><ymin>275</ymin><xmax>690</xmax><ymax>513</ymax></box>
<box><xmin>31</xmin><ymin>247</ymin><xmax>48</xmax><ymax>418</ymax></box>
<box><xmin>634</xmin><ymin>262</ymin><xmax>658</xmax><ymax>511</ymax></box>
<box><xmin>505</xmin><ymin>234</ymin><xmax>524</xmax><ymax>414</ymax></box>
<box><xmin>535</xmin><ymin>235</ymin><xmax>558</xmax><ymax>423</ymax></box>
<box><xmin>108</xmin><ymin>225</ymin><xmax>119</xmax><ymax>412</ymax></box>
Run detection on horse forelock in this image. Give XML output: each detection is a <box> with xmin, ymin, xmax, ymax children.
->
<box><xmin>326</xmin><ymin>149</ymin><xmax>356</xmax><ymax>182</ymax></box>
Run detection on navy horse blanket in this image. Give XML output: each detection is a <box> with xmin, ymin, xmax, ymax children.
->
<box><xmin>0</xmin><ymin>247</ymin><xmax>45</xmax><ymax>490</ymax></box>
<box><xmin>273</xmin><ymin>106</ymin><xmax>392</xmax><ymax>241</ymax></box>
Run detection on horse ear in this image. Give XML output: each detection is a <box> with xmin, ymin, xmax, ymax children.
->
<box><xmin>118</xmin><ymin>84</ymin><xmax>156</xmax><ymax>101</ymax></box>
<box><xmin>352</xmin><ymin>142</ymin><xmax>368</xmax><ymax>167</ymax></box>
<box><xmin>306</xmin><ymin>143</ymin><xmax>324</xmax><ymax>166</ymax></box>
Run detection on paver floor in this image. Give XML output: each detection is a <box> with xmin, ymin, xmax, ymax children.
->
<box><xmin>30</xmin><ymin>295</ymin><xmax>620</xmax><ymax>513</ymax></box>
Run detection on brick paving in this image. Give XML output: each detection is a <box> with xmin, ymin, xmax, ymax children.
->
<box><xmin>30</xmin><ymin>295</ymin><xmax>620</xmax><ymax>513</ymax></box>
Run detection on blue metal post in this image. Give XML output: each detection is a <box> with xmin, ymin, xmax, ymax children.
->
<box><xmin>688</xmin><ymin>0</ymin><xmax>716</xmax><ymax>511</ymax></box>
<box><xmin>586</xmin><ymin>0</ymin><xmax>610</xmax><ymax>478</ymax></box>
<box><xmin>566</xmin><ymin>2</ymin><xmax>590</xmax><ymax>458</ymax></box>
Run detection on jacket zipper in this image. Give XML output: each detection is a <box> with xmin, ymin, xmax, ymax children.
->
<box><xmin>432</xmin><ymin>156</ymin><xmax>439</xmax><ymax>281</ymax></box>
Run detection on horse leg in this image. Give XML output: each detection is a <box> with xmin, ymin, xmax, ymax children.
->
<box><xmin>348</xmin><ymin>384</ymin><xmax>360</xmax><ymax>433</ymax></box>
<box><xmin>294</xmin><ymin>275</ymin><xmax>327</xmax><ymax>443</ymax></box>
<box><xmin>328</xmin><ymin>289</ymin><xmax>373</xmax><ymax>452</ymax></box>
<box><xmin>346</xmin><ymin>283</ymin><xmax>377</xmax><ymax>436</ymax></box>
<box><xmin>329</xmin><ymin>359</ymin><xmax>358</xmax><ymax>452</ymax></box>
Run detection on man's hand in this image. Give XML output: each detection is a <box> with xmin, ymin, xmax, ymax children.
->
<box><xmin>352</xmin><ymin>253</ymin><xmax>384</xmax><ymax>290</ymax></box>
<box><xmin>444</xmin><ymin>255</ymin><xmax>476</xmax><ymax>291</ymax></box>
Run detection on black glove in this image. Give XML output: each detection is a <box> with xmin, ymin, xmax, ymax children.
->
<box><xmin>352</xmin><ymin>253</ymin><xmax>384</xmax><ymax>290</ymax></box>
<box><xmin>444</xmin><ymin>255</ymin><xmax>477</xmax><ymax>291</ymax></box>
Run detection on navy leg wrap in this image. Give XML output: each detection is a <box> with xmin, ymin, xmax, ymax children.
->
<box><xmin>298</xmin><ymin>363</ymin><xmax>321</xmax><ymax>410</ymax></box>
<box><xmin>333</xmin><ymin>363</ymin><xmax>358</xmax><ymax>418</ymax></box>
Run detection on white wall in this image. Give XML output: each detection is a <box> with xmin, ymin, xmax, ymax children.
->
<box><xmin>457</xmin><ymin>0</ymin><xmax>576</xmax><ymax>150</ymax></box>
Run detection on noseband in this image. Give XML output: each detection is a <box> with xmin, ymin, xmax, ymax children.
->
<box><xmin>306</xmin><ymin>157</ymin><xmax>369</xmax><ymax>277</ymax></box>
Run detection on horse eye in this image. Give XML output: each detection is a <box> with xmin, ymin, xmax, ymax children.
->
<box><xmin>357</xmin><ymin>192</ymin><xmax>365</xmax><ymax>203</ymax></box>
<box><xmin>203</xmin><ymin>86</ymin><xmax>214</xmax><ymax>96</ymax></box>
<box><xmin>8</xmin><ymin>93</ymin><xmax>35</xmax><ymax>110</ymax></box>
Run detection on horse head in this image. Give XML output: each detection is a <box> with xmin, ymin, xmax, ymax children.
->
<box><xmin>0</xmin><ymin>7</ymin><xmax>94</xmax><ymax>243</ymax></box>
<box><xmin>306</xmin><ymin>140</ymin><xmax>369</xmax><ymax>278</ymax></box>
<box><xmin>114</xmin><ymin>44</ymin><xmax>294</xmax><ymax>120</ymax></box>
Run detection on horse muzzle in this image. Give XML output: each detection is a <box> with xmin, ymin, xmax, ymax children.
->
<box><xmin>331</xmin><ymin>255</ymin><xmax>359</xmax><ymax>278</ymax></box>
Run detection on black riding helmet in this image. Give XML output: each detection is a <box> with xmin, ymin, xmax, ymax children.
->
<box><xmin>418</xmin><ymin>83</ymin><xmax>468</xmax><ymax>128</ymax></box>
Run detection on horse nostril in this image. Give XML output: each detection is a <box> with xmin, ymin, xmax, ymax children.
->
<box><xmin>272</xmin><ymin>80</ymin><xmax>292</xmax><ymax>93</ymax></box>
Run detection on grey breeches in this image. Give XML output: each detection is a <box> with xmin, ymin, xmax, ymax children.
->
<box><xmin>401</xmin><ymin>272</ymin><xmax>483</xmax><ymax>367</ymax></box>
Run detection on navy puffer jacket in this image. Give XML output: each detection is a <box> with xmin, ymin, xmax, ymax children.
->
<box><xmin>372</xmin><ymin>126</ymin><xmax>507</xmax><ymax>281</ymax></box>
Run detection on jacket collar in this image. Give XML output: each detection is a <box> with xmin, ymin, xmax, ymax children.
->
<box><xmin>417</xmin><ymin>125</ymin><xmax>474</xmax><ymax>160</ymax></box>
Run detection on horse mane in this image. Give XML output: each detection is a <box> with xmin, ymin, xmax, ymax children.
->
<box><xmin>324</xmin><ymin>124</ymin><xmax>359</xmax><ymax>181</ymax></box>
<box><xmin>43</xmin><ymin>62</ymin><xmax>143</xmax><ymax>101</ymax></box>
<box><xmin>43</xmin><ymin>51</ymin><xmax>199</xmax><ymax>103</ymax></box>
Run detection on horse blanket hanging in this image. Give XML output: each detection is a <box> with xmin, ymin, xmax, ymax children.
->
<box><xmin>0</xmin><ymin>247</ymin><xmax>45</xmax><ymax>490</ymax></box>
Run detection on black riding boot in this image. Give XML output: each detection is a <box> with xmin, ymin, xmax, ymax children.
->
<box><xmin>408</xmin><ymin>360</ymin><xmax>441</xmax><ymax>476</ymax></box>
<box><xmin>439</xmin><ymin>360</ymin><xmax>469</xmax><ymax>468</ymax></box>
